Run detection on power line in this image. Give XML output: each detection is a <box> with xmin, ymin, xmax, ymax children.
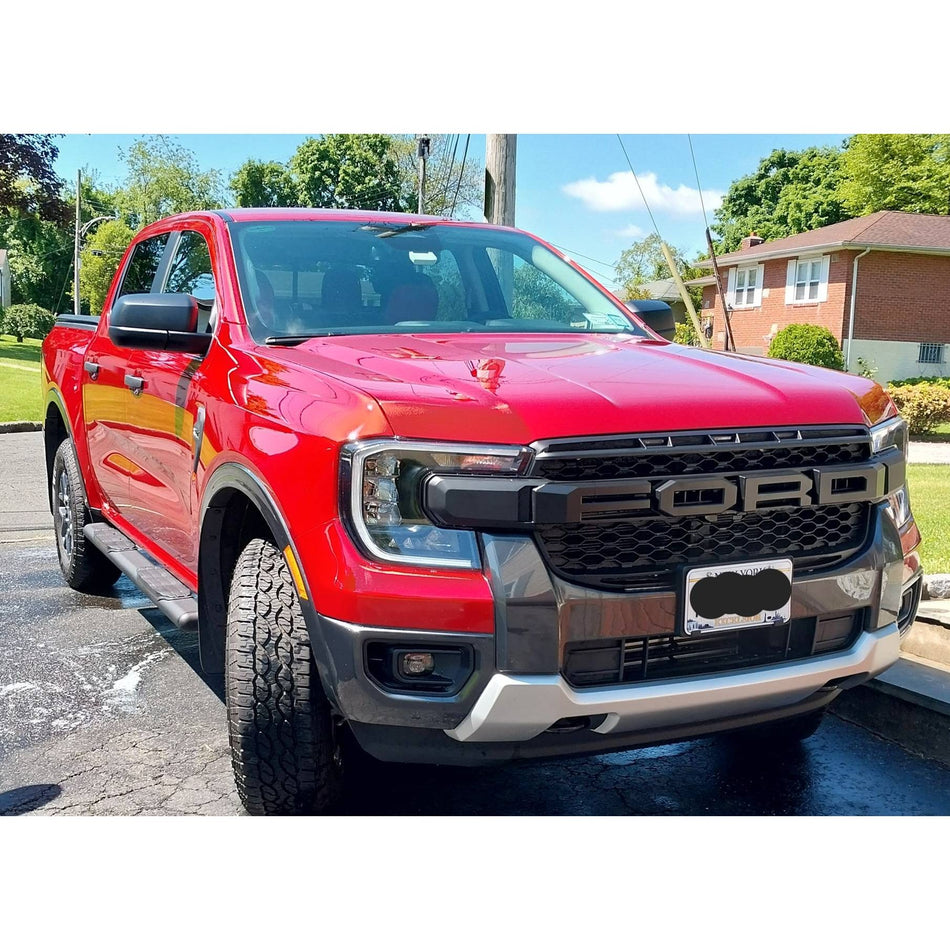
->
<box><xmin>450</xmin><ymin>134</ymin><xmax>471</xmax><ymax>219</ymax></box>
<box><xmin>550</xmin><ymin>243</ymin><xmax>619</xmax><ymax>273</ymax></box>
<box><xmin>615</xmin><ymin>134</ymin><xmax>660</xmax><ymax>236</ymax></box>
<box><xmin>687</xmin><ymin>134</ymin><xmax>712</xmax><ymax>233</ymax></box>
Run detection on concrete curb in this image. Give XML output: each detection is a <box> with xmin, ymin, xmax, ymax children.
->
<box><xmin>0</xmin><ymin>422</ymin><xmax>42</xmax><ymax>433</ymax></box>
<box><xmin>833</xmin><ymin>656</ymin><xmax>950</xmax><ymax>768</ymax></box>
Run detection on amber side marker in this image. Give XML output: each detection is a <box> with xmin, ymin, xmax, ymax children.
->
<box><xmin>283</xmin><ymin>545</ymin><xmax>309</xmax><ymax>601</ymax></box>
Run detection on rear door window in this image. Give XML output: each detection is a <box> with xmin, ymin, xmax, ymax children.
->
<box><xmin>164</xmin><ymin>230</ymin><xmax>216</xmax><ymax>302</ymax></box>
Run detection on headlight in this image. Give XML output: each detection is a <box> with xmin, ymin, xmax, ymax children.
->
<box><xmin>885</xmin><ymin>484</ymin><xmax>912</xmax><ymax>528</ymax></box>
<box><xmin>870</xmin><ymin>417</ymin><xmax>908</xmax><ymax>456</ymax></box>
<box><xmin>343</xmin><ymin>440</ymin><xmax>531</xmax><ymax>568</ymax></box>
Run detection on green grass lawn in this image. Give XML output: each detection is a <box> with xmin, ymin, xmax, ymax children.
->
<box><xmin>913</xmin><ymin>422</ymin><xmax>950</xmax><ymax>443</ymax></box>
<box><xmin>0</xmin><ymin>334</ymin><xmax>43</xmax><ymax>423</ymax></box>
<box><xmin>908</xmin><ymin>463</ymin><xmax>950</xmax><ymax>574</ymax></box>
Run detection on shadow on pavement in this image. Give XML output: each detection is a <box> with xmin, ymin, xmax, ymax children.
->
<box><xmin>0</xmin><ymin>783</ymin><xmax>62</xmax><ymax>815</ymax></box>
<box><xmin>138</xmin><ymin>606</ymin><xmax>225</xmax><ymax>703</ymax></box>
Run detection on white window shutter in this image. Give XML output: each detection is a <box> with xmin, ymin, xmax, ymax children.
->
<box><xmin>785</xmin><ymin>260</ymin><xmax>797</xmax><ymax>304</ymax></box>
<box><xmin>726</xmin><ymin>267</ymin><xmax>736</xmax><ymax>308</ymax></box>
<box><xmin>818</xmin><ymin>255</ymin><xmax>830</xmax><ymax>302</ymax></box>
<box><xmin>753</xmin><ymin>264</ymin><xmax>764</xmax><ymax>306</ymax></box>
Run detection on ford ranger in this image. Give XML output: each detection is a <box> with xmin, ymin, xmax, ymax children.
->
<box><xmin>41</xmin><ymin>208</ymin><xmax>923</xmax><ymax>814</ymax></box>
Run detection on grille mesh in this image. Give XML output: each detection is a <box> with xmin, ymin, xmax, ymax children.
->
<box><xmin>539</xmin><ymin>502</ymin><xmax>868</xmax><ymax>590</ymax></box>
<box><xmin>562</xmin><ymin>616</ymin><xmax>849</xmax><ymax>687</ymax></box>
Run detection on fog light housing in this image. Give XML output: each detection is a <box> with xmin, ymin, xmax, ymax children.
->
<box><xmin>365</xmin><ymin>642</ymin><xmax>475</xmax><ymax>695</ymax></box>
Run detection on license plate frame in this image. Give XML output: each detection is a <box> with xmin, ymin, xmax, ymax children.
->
<box><xmin>683</xmin><ymin>557</ymin><xmax>793</xmax><ymax>636</ymax></box>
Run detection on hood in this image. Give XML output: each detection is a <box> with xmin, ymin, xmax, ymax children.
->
<box><xmin>272</xmin><ymin>333</ymin><xmax>890</xmax><ymax>444</ymax></box>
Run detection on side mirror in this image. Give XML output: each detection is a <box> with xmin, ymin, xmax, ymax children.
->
<box><xmin>108</xmin><ymin>293</ymin><xmax>211</xmax><ymax>354</ymax></box>
<box><xmin>624</xmin><ymin>299</ymin><xmax>676</xmax><ymax>341</ymax></box>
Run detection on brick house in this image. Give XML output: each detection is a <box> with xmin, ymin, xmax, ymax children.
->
<box><xmin>688</xmin><ymin>211</ymin><xmax>950</xmax><ymax>381</ymax></box>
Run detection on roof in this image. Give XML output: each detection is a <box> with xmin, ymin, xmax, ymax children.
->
<box><xmin>631</xmin><ymin>279</ymin><xmax>682</xmax><ymax>301</ymax></box>
<box><xmin>694</xmin><ymin>211</ymin><xmax>950</xmax><ymax>268</ymax></box>
<box><xmin>219</xmin><ymin>207</ymin><xmax>452</xmax><ymax>224</ymax></box>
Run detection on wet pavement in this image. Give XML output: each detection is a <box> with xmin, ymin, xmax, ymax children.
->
<box><xmin>2</xmin><ymin>534</ymin><xmax>950</xmax><ymax>816</ymax></box>
<box><xmin>2</xmin><ymin>430</ymin><xmax>949</xmax><ymax>816</ymax></box>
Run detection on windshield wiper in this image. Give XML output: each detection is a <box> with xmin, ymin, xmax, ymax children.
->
<box><xmin>359</xmin><ymin>222</ymin><xmax>437</xmax><ymax>239</ymax></box>
<box><xmin>264</xmin><ymin>334</ymin><xmax>324</xmax><ymax>346</ymax></box>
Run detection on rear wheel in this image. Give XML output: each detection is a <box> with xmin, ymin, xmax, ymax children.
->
<box><xmin>225</xmin><ymin>538</ymin><xmax>344</xmax><ymax>815</ymax></box>
<box><xmin>51</xmin><ymin>439</ymin><xmax>121</xmax><ymax>593</ymax></box>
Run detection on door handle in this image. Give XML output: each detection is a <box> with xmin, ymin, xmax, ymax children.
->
<box><xmin>83</xmin><ymin>360</ymin><xmax>100</xmax><ymax>381</ymax></box>
<box><xmin>124</xmin><ymin>374</ymin><xmax>145</xmax><ymax>395</ymax></box>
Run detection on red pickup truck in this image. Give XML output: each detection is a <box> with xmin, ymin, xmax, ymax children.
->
<box><xmin>41</xmin><ymin>208</ymin><xmax>922</xmax><ymax>814</ymax></box>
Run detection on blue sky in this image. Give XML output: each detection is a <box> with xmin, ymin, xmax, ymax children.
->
<box><xmin>53</xmin><ymin>133</ymin><xmax>848</xmax><ymax>292</ymax></box>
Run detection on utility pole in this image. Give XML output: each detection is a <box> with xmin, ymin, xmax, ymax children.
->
<box><xmin>73</xmin><ymin>169</ymin><xmax>81</xmax><ymax>315</ymax></box>
<box><xmin>484</xmin><ymin>135</ymin><xmax>517</xmax><ymax>308</ymax></box>
<box><xmin>484</xmin><ymin>134</ymin><xmax>517</xmax><ymax>227</ymax></box>
<box><xmin>417</xmin><ymin>137</ymin><xmax>431</xmax><ymax>214</ymax></box>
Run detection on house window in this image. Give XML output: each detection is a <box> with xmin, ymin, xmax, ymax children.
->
<box><xmin>735</xmin><ymin>268</ymin><xmax>757</xmax><ymax>306</ymax></box>
<box><xmin>727</xmin><ymin>264</ymin><xmax>763</xmax><ymax>308</ymax></box>
<box><xmin>794</xmin><ymin>259</ymin><xmax>822</xmax><ymax>301</ymax></box>
<box><xmin>785</xmin><ymin>255</ymin><xmax>830</xmax><ymax>304</ymax></box>
<box><xmin>918</xmin><ymin>343</ymin><xmax>945</xmax><ymax>364</ymax></box>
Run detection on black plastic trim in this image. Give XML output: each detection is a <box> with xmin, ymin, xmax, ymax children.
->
<box><xmin>348</xmin><ymin>687</ymin><xmax>840</xmax><ymax>765</ymax></box>
<box><xmin>423</xmin><ymin>454</ymin><xmax>903</xmax><ymax>529</ymax></box>
<box><xmin>54</xmin><ymin>314</ymin><xmax>99</xmax><ymax>330</ymax></box>
<box><xmin>197</xmin><ymin>463</ymin><xmax>341</xmax><ymax>703</ymax></box>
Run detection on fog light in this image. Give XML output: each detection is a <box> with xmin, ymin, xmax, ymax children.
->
<box><xmin>400</xmin><ymin>652</ymin><xmax>435</xmax><ymax>676</ymax></box>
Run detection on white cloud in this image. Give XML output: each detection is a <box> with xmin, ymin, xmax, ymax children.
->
<box><xmin>563</xmin><ymin>170</ymin><xmax>722</xmax><ymax>217</ymax></box>
<box><xmin>615</xmin><ymin>224</ymin><xmax>646</xmax><ymax>239</ymax></box>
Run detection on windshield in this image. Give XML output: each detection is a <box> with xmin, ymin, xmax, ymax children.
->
<box><xmin>228</xmin><ymin>220</ymin><xmax>645</xmax><ymax>343</ymax></box>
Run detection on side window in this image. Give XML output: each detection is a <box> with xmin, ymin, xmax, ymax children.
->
<box><xmin>165</xmin><ymin>231</ymin><xmax>216</xmax><ymax>301</ymax></box>
<box><xmin>487</xmin><ymin>248</ymin><xmax>585</xmax><ymax>326</ymax></box>
<box><xmin>116</xmin><ymin>234</ymin><xmax>169</xmax><ymax>299</ymax></box>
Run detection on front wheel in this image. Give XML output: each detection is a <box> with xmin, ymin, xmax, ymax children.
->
<box><xmin>225</xmin><ymin>538</ymin><xmax>344</xmax><ymax>815</ymax></box>
<box><xmin>51</xmin><ymin>439</ymin><xmax>121</xmax><ymax>593</ymax></box>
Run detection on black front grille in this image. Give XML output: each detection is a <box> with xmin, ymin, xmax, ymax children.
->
<box><xmin>563</xmin><ymin>615</ymin><xmax>858</xmax><ymax>687</ymax></box>
<box><xmin>538</xmin><ymin>502</ymin><xmax>869</xmax><ymax>590</ymax></box>
<box><xmin>531</xmin><ymin>427</ymin><xmax>869</xmax><ymax>482</ymax></box>
<box><xmin>530</xmin><ymin>426</ymin><xmax>872</xmax><ymax>590</ymax></box>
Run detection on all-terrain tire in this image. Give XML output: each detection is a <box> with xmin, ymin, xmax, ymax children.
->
<box><xmin>225</xmin><ymin>538</ymin><xmax>343</xmax><ymax>815</ymax></box>
<box><xmin>51</xmin><ymin>439</ymin><xmax>121</xmax><ymax>593</ymax></box>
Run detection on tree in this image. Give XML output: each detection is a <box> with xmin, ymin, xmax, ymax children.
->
<box><xmin>80</xmin><ymin>219</ymin><xmax>135</xmax><ymax>314</ymax></box>
<box><xmin>230</xmin><ymin>160</ymin><xmax>297</xmax><ymax>208</ymax></box>
<box><xmin>839</xmin><ymin>134</ymin><xmax>950</xmax><ymax>216</ymax></box>
<box><xmin>712</xmin><ymin>147</ymin><xmax>847</xmax><ymax>252</ymax></box>
<box><xmin>115</xmin><ymin>136</ymin><xmax>224</xmax><ymax>227</ymax></box>
<box><xmin>615</xmin><ymin>233</ymin><xmax>702</xmax><ymax>303</ymax></box>
<box><xmin>0</xmin><ymin>134</ymin><xmax>69</xmax><ymax>224</ymax></box>
<box><xmin>0</xmin><ymin>213</ymin><xmax>72</xmax><ymax>312</ymax></box>
<box><xmin>290</xmin><ymin>134</ymin><xmax>409</xmax><ymax>211</ymax></box>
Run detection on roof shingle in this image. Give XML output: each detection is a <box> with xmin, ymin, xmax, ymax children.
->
<box><xmin>695</xmin><ymin>211</ymin><xmax>950</xmax><ymax>267</ymax></box>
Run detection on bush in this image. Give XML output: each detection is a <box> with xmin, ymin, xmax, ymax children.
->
<box><xmin>674</xmin><ymin>319</ymin><xmax>699</xmax><ymax>346</ymax></box>
<box><xmin>889</xmin><ymin>375</ymin><xmax>950</xmax><ymax>389</ymax></box>
<box><xmin>767</xmin><ymin>323</ymin><xmax>844</xmax><ymax>370</ymax></box>
<box><xmin>889</xmin><ymin>382</ymin><xmax>950</xmax><ymax>436</ymax></box>
<box><xmin>0</xmin><ymin>303</ymin><xmax>56</xmax><ymax>342</ymax></box>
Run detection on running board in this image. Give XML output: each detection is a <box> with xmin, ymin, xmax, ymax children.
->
<box><xmin>83</xmin><ymin>523</ymin><xmax>198</xmax><ymax>632</ymax></box>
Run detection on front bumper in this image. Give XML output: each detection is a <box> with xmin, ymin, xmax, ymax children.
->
<box><xmin>446</xmin><ymin>622</ymin><xmax>899</xmax><ymax>743</ymax></box>
<box><xmin>306</xmin><ymin>501</ymin><xmax>918</xmax><ymax>763</ymax></box>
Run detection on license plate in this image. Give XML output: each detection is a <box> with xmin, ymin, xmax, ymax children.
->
<box><xmin>683</xmin><ymin>558</ymin><xmax>793</xmax><ymax>635</ymax></box>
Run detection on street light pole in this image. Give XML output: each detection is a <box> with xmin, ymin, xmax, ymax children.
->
<box><xmin>73</xmin><ymin>170</ymin><xmax>81</xmax><ymax>315</ymax></box>
<box><xmin>417</xmin><ymin>137</ymin><xmax>430</xmax><ymax>214</ymax></box>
